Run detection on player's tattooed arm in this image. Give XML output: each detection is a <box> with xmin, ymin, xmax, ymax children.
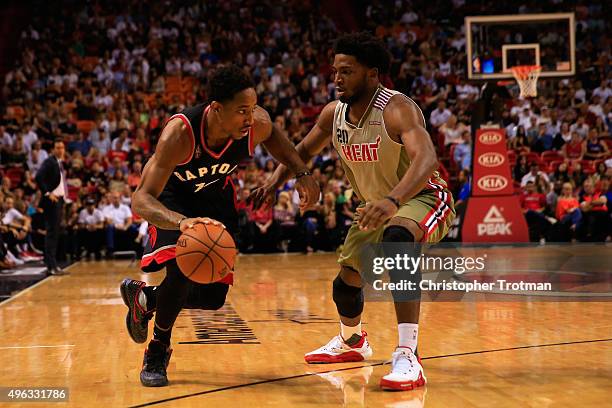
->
<box><xmin>132</xmin><ymin>118</ymin><xmax>192</xmax><ymax>230</ymax></box>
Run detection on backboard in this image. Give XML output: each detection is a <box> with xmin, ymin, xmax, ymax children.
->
<box><xmin>465</xmin><ymin>13</ymin><xmax>575</xmax><ymax>80</ymax></box>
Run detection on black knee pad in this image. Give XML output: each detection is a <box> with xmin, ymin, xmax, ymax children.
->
<box><xmin>382</xmin><ymin>226</ymin><xmax>415</xmax><ymax>243</ymax></box>
<box><xmin>184</xmin><ymin>282</ymin><xmax>229</xmax><ymax>310</ymax></box>
<box><xmin>332</xmin><ymin>275</ymin><xmax>364</xmax><ymax>318</ymax></box>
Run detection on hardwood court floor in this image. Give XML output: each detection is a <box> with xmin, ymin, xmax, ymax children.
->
<box><xmin>0</xmin><ymin>251</ymin><xmax>611</xmax><ymax>407</ymax></box>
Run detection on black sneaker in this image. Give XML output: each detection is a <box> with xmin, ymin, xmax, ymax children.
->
<box><xmin>140</xmin><ymin>340</ymin><xmax>172</xmax><ymax>387</ymax></box>
<box><xmin>120</xmin><ymin>278</ymin><xmax>152</xmax><ymax>343</ymax></box>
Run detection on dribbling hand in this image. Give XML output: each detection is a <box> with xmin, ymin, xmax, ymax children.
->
<box><xmin>179</xmin><ymin>217</ymin><xmax>226</xmax><ymax>233</ymax></box>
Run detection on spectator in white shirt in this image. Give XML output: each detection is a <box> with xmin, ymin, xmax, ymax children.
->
<box><xmin>518</xmin><ymin>108</ymin><xmax>535</xmax><ymax>129</ymax></box>
<box><xmin>27</xmin><ymin>140</ymin><xmax>48</xmax><ymax>173</ymax></box>
<box><xmin>570</xmin><ymin>116</ymin><xmax>589</xmax><ymax>139</ymax></box>
<box><xmin>93</xmin><ymin>129</ymin><xmax>112</xmax><ymax>155</ymax></box>
<box><xmin>430</xmin><ymin>100</ymin><xmax>452</xmax><ymax>129</ymax></box>
<box><xmin>94</xmin><ymin>87</ymin><xmax>114</xmax><ymax>109</ymax></box>
<box><xmin>588</xmin><ymin>95</ymin><xmax>605</xmax><ymax>120</ymax></box>
<box><xmin>510</xmin><ymin>99</ymin><xmax>531</xmax><ymax>117</ymax></box>
<box><xmin>573</xmin><ymin>80</ymin><xmax>586</xmax><ymax>103</ymax></box>
<box><xmin>78</xmin><ymin>197</ymin><xmax>105</xmax><ymax>259</ymax></box>
<box><xmin>521</xmin><ymin>163</ymin><xmax>550</xmax><ymax>187</ymax></box>
<box><xmin>182</xmin><ymin>58</ymin><xmax>202</xmax><ymax>76</ymax></box>
<box><xmin>439</xmin><ymin>115</ymin><xmax>467</xmax><ymax>147</ymax></box>
<box><xmin>111</xmin><ymin>128</ymin><xmax>132</xmax><ymax>152</ymax></box>
<box><xmin>0</xmin><ymin>125</ymin><xmax>13</xmax><ymax>154</ymax></box>
<box><xmin>22</xmin><ymin>123</ymin><xmax>38</xmax><ymax>153</ymax></box>
<box><xmin>104</xmin><ymin>192</ymin><xmax>136</xmax><ymax>255</ymax></box>
<box><xmin>592</xmin><ymin>80</ymin><xmax>611</xmax><ymax>102</ymax></box>
<box><xmin>455</xmin><ymin>80</ymin><xmax>479</xmax><ymax>100</ymax></box>
<box><xmin>1</xmin><ymin>196</ymin><xmax>31</xmax><ymax>260</ymax></box>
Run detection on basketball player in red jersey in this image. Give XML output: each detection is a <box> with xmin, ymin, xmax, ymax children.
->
<box><xmin>255</xmin><ymin>32</ymin><xmax>455</xmax><ymax>391</ymax></box>
<box><xmin>120</xmin><ymin>65</ymin><xmax>319</xmax><ymax>387</ymax></box>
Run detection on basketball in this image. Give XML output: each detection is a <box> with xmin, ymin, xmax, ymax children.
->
<box><xmin>175</xmin><ymin>222</ymin><xmax>236</xmax><ymax>284</ymax></box>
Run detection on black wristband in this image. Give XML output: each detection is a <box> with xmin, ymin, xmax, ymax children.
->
<box><xmin>295</xmin><ymin>170</ymin><xmax>312</xmax><ymax>179</ymax></box>
<box><xmin>384</xmin><ymin>195</ymin><xmax>401</xmax><ymax>209</ymax></box>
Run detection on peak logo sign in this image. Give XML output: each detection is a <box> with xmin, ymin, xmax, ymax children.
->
<box><xmin>477</xmin><ymin>205</ymin><xmax>512</xmax><ymax>236</ymax></box>
<box><xmin>479</xmin><ymin>132</ymin><xmax>503</xmax><ymax>145</ymax></box>
<box><xmin>477</xmin><ymin>175</ymin><xmax>508</xmax><ymax>192</ymax></box>
<box><xmin>478</xmin><ymin>152</ymin><xmax>505</xmax><ymax>167</ymax></box>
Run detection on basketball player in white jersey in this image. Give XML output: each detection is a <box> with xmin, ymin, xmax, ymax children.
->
<box><xmin>252</xmin><ymin>32</ymin><xmax>455</xmax><ymax>390</ymax></box>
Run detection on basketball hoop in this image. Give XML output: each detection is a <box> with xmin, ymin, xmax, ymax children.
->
<box><xmin>511</xmin><ymin>65</ymin><xmax>541</xmax><ymax>98</ymax></box>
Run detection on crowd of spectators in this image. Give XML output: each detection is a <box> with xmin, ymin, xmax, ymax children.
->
<box><xmin>0</xmin><ymin>0</ymin><xmax>610</xmax><ymax>268</ymax></box>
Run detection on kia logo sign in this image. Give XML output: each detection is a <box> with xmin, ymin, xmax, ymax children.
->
<box><xmin>479</xmin><ymin>132</ymin><xmax>502</xmax><ymax>145</ymax></box>
<box><xmin>478</xmin><ymin>152</ymin><xmax>505</xmax><ymax>167</ymax></box>
<box><xmin>477</xmin><ymin>175</ymin><xmax>508</xmax><ymax>192</ymax></box>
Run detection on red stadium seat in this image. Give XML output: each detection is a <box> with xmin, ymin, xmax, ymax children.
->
<box><xmin>181</xmin><ymin>76</ymin><xmax>197</xmax><ymax>91</ymax></box>
<box><xmin>5</xmin><ymin>166</ymin><xmax>24</xmax><ymax>189</ymax></box>
<box><xmin>525</xmin><ymin>152</ymin><xmax>541</xmax><ymax>165</ymax></box>
<box><xmin>81</xmin><ymin>56</ymin><xmax>100</xmax><ymax>68</ymax></box>
<box><xmin>549</xmin><ymin>159</ymin><xmax>564</xmax><ymax>171</ymax></box>
<box><xmin>301</xmin><ymin>105</ymin><xmax>324</xmax><ymax>120</ymax></box>
<box><xmin>67</xmin><ymin>185</ymin><xmax>80</xmax><ymax>202</ymax></box>
<box><xmin>108</xmin><ymin>150</ymin><xmax>128</xmax><ymax>162</ymax></box>
<box><xmin>7</xmin><ymin>106</ymin><xmax>25</xmax><ymax>119</ymax></box>
<box><xmin>541</xmin><ymin>150</ymin><xmax>563</xmax><ymax>163</ymax></box>
<box><xmin>165</xmin><ymin>76</ymin><xmax>182</xmax><ymax>92</ymax></box>
<box><xmin>76</xmin><ymin>120</ymin><xmax>96</xmax><ymax>133</ymax></box>
<box><xmin>577</xmin><ymin>160</ymin><xmax>596</xmax><ymax>175</ymax></box>
<box><xmin>164</xmin><ymin>91</ymin><xmax>185</xmax><ymax>104</ymax></box>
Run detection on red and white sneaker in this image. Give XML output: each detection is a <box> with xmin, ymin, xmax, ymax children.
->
<box><xmin>304</xmin><ymin>331</ymin><xmax>372</xmax><ymax>364</ymax></box>
<box><xmin>380</xmin><ymin>347</ymin><xmax>426</xmax><ymax>390</ymax></box>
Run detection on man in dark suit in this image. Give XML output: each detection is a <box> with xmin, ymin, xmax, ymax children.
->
<box><xmin>35</xmin><ymin>140</ymin><xmax>69</xmax><ymax>276</ymax></box>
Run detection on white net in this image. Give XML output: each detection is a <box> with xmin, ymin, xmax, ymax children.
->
<box><xmin>511</xmin><ymin>65</ymin><xmax>542</xmax><ymax>98</ymax></box>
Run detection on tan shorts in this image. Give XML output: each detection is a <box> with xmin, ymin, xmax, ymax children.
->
<box><xmin>338</xmin><ymin>187</ymin><xmax>455</xmax><ymax>273</ymax></box>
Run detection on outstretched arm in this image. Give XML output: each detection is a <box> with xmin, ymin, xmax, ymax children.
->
<box><xmin>249</xmin><ymin>103</ymin><xmax>337</xmax><ymax>209</ymax></box>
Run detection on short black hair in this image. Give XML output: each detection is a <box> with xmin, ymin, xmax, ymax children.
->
<box><xmin>207</xmin><ymin>65</ymin><xmax>255</xmax><ymax>104</ymax></box>
<box><xmin>333</xmin><ymin>32</ymin><xmax>391</xmax><ymax>74</ymax></box>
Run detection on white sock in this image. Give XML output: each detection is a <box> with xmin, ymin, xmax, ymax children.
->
<box><xmin>138</xmin><ymin>290</ymin><xmax>147</xmax><ymax>310</ymax></box>
<box><xmin>340</xmin><ymin>321</ymin><xmax>362</xmax><ymax>342</ymax></box>
<box><xmin>398</xmin><ymin>323</ymin><xmax>418</xmax><ymax>351</ymax></box>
